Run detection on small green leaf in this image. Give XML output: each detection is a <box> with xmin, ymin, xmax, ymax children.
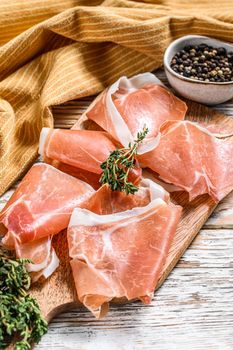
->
<box><xmin>99</xmin><ymin>126</ymin><xmax>148</xmax><ymax>195</ymax></box>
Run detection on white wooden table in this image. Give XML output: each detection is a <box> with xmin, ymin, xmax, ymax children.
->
<box><xmin>1</xmin><ymin>71</ymin><xmax>233</xmax><ymax>350</ymax></box>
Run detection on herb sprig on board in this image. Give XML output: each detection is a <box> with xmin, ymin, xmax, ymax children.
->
<box><xmin>100</xmin><ymin>126</ymin><xmax>149</xmax><ymax>195</ymax></box>
<box><xmin>0</xmin><ymin>249</ymin><xmax>47</xmax><ymax>350</ymax></box>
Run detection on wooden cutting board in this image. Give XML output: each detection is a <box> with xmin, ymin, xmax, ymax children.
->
<box><xmin>30</xmin><ymin>96</ymin><xmax>233</xmax><ymax>323</ymax></box>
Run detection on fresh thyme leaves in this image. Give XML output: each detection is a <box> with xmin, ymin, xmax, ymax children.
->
<box><xmin>0</xmin><ymin>249</ymin><xmax>48</xmax><ymax>350</ymax></box>
<box><xmin>100</xmin><ymin>126</ymin><xmax>149</xmax><ymax>195</ymax></box>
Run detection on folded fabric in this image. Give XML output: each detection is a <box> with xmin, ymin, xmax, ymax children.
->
<box><xmin>1</xmin><ymin>0</ymin><xmax>233</xmax><ymax>195</ymax></box>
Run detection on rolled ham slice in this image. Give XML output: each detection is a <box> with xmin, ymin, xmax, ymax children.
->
<box><xmin>39</xmin><ymin>128</ymin><xmax>142</xmax><ymax>187</ymax></box>
<box><xmin>39</xmin><ymin>129</ymin><xmax>117</xmax><ymax>175</ymax></box>
<box><xmin>68</xmin><ymin>179</ymin><xmax>182</xmax><ymax>318</ymax></box>
<box><xmin>140</xmin><ymin>120</ymin><xmax>233</xmax><ymax>202</ymax></box>
<box><xmin>86</xmin><ymin>73</ymin><xmax>187</xmax><ymax>154</ymax></box>
<box><xmin>0</xmin><ymin>163</ymin><xmax>94</xmax><ymax>249</ymax></box>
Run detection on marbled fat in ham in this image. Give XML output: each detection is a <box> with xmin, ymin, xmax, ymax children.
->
<box><xmin>86</xmin><ymin>73</ymin><xmax>187</xmax><ymax>154</ymax></box>
<box><xmin>0</xmin><ymin>163</ymin><xmax>94</xmax><ymax>247</ymax></box>
<box><xmin>0</xmin><ymin>163</ymin><xmax>94</xmax><ymax>278</ymax></box>
<box><xmin>68</xmin><ymin>179</ymin><xmax>182</xmax><ymax>318</ymax></box>
<box><xmin>140</xmin><ymin>121</ymin><xmax>233</xmax><ymax>202</ymax></box>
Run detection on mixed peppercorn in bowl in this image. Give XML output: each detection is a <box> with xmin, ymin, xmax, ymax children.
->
<box><xmin>164</xmin><ymin>35</ymin><xmax>233</xmax><ymax>105</ymax></box>
<box><xmin>170</xmin><ymin>44</ymin><xmax>233</xmax><ymax>83</ymax></box>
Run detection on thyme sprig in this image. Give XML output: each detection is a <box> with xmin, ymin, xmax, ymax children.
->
<box><xmin>100</xmin><ymin>126</ymin><xmax>149</xmax><ymax>195</ymax></box>
<box><xmin>0</xmin><ymin>249</ymin><xmax>48</xmax><ymax>350</ymax></box>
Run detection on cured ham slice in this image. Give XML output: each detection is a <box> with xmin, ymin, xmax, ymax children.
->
<box><xmin>15</xmin><ymin>237</ymin><xmax>59</xmax><ymax>282</ymax></box>
<box><xmin>0</xmin><ymin>163</ymin><xmax>94</xmax><ymax>249</ymax></box>
<box><xmin>86</xmin><ymin>73</ymin><xmax>187</xmax><ymax>153</ymax></box>
<box><xmin>140</xmin><ymin>121</ymin><xmax>233</xmax><ymax>202</ymax></box>
<box><xmin>142</xmin><ymin>169</ymin><xmax>183</xmax><ymax>193</ymax></box>
<box><xmin>86</xmin><ymin>178</ymin><xmax>170</xmax><ymax>214</ymax></box>
<box><xmin>39</xmin><ymin>128</ymin><xmax>117</xmax><ymax>175</ymax></box>
<box><xmin>56</xmin><ymin>163</ymin><xmax>102</xmax><ymax>190</ymax></box>
<box><xmin>68</xmin><ymin>179</ymin><xmax>182</xmax><ymax>317</ymax></box>
<box><xmin>39</xmin><ymin>128</ymin><xmax>142</xmax><ymax>186</ymax></box>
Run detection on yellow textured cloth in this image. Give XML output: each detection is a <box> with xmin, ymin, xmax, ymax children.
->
<box><xmin>0</xmin><ymin>0</ymin><xmax>233</xmax><ymax>195</ymax></box>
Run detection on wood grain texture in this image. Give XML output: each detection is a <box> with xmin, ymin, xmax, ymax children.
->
<box><xmin>1</xmin><ymin>70</ymin><xmax>233</xmax><ymax>349</ymax></box>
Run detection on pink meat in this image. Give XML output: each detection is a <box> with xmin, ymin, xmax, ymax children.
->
<box><xmin>56</xmin><ymin>163</ymin><xmax>102</xmax><ymax>190</ymax></box>
<box><xmin>68</xmin><ymin>180</ymin><xmax>181</xmax><ymax>317</ymax></box>
<box><xmin>0</xmin><ymin>163</ymin><xmax>94</xmax><ymax>248</ymax></box>
<box><xmin>39</xmin><ymin>128</ymin><xmax>142</xmax><ymax>188</ymax></box>
<box><xmin>40</xmin><ymin>129</ymin><xmax>118</xmax><ymax>174</ymax></box>
<box><xmin>113</xmin><ymin>85</ymin><xmax>187</xmax><ymax>139</ymax></box>
<box><xmin>140</xmin><ymin>120</ymin><xmax>233</xmax><ymax>202</ymax></box>
<box><xmin>15</xmin><ymin>237</ymin><xmax>59</xmax><ymax>282</ymax></box>
<box><xmin>86</xmin><ymin>73</ymin><xmax>187</xmax><ymax>153</ymax></box>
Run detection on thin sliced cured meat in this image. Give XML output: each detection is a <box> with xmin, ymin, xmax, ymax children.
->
<box><xmin>86</xmin><ymin>73</ymin><xmax>187</xmax><ymax>153</ymax></box>
<box><xmin>39</xmin><ymin>128</ymin><xmax>142</xmax><ymax>186</ymax></box>
<box><xmin>15</xmin><ymin>237</ymin><xmax>59</xmax><ymax>282</ymax></box>
<box><xmin>39</xmin><ymin>128</ymin><xmax>117</xmax><ymax>175</ymax></box>
<box><xmin>140</xmin><ymin>120</ymin><xmax>233</xmax><ymax>202</ymax></box>
<box><xmin>142</xmin><ymin>169</ymin><xmax>183</xmax><ymax>193</ymax></box>
<box><xmin>42</xmin><ymin>154</ymin><xmax>103</xmax><ymax>190</ymax></box>
<box><xmin>195</xmin><ymin>120</ymin><xmax>233</xmax><ymax>137</ymax></box>
<box><xmin>86</xmin><ymin>178</ymin><xmax>170</xmax><ymax>214</ymax></box>
<box><xmin>68</xmin><ymin>179</ymin><xmax>182</xmax><ymax>317</ymax></box>
<box><xmin>56</xmin><ymin>163</ymin><xmax>102</xmax><ymax>190</ymax></box>
<box><xmin>0</xmin><ymin>163</ymin><xmax>94</xmax><ymax>249</ymax></box>
<box><xmin>39</xmin><ymin>152</ymin><xmax>101</xmax><ymax>190</ymax></box>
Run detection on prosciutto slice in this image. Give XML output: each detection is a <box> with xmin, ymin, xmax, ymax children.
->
<box><xmin>39</xmin><ymin>128</ymin><xmax>142</xmax><ymax>187</ymax></box>
<box><xmin>140</xmin><ymin>121</ymin><xmax>233</xmax><ymax>202</ymax></box>
<box><xmin>15</xmin><ymin>237</ymin><xmax>59</xmax><ymax>282</ymax></box>
<box><xmin>0</xmin><ymin>163</ymin><xmax>94</xmax><ymax>248</ymax></box>
<box><xmin>55</xmin><ymin>163</ymin><xmax>102</xmax><ymax>190</ymax></box>
<box><xmin>68</xmin><ymin>179</ymin><xmax>182</xmax><ymax>317</ymax></box>
<box><xmin>86</xmin><ymin>73</ymin><xmax>187</xmax><ymax>153</ymax></box>
<box><xmin>39</xmin><ymin>129</ymin><xmax>117</xmax><ymax>175</ymax></box>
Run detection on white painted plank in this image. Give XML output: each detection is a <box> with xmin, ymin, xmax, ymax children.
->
<box><xmin>177</xmin><ymin>229</ymin><xmax>233</xmax><ymax>268</ymax></box>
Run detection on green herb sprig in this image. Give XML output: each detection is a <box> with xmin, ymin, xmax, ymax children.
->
<box><xmin>0</xmin><ymin>249</ymin><xmax>48</xmax><ymax>350</ymax></box>
<box><xmin>100</xmin><ymin>126</ymin><xmax>149</xmax><ymax>195</ymax></box>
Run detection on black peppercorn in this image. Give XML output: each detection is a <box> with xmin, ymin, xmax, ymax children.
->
<box><xmin>183</xmin><ymin>61</ymin><xmax>190</xmax><ymax>67</ymax></box>
<box><xmin>217</xmin><ymin>47</ymin><xmax>226</xmax><ymax>55</ymax></box>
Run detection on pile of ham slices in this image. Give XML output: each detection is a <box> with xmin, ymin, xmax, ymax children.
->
<box><xmin>1</xmin><ymin>72</ymin><xmax>233</xmax><ymax>318</ymax></box>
